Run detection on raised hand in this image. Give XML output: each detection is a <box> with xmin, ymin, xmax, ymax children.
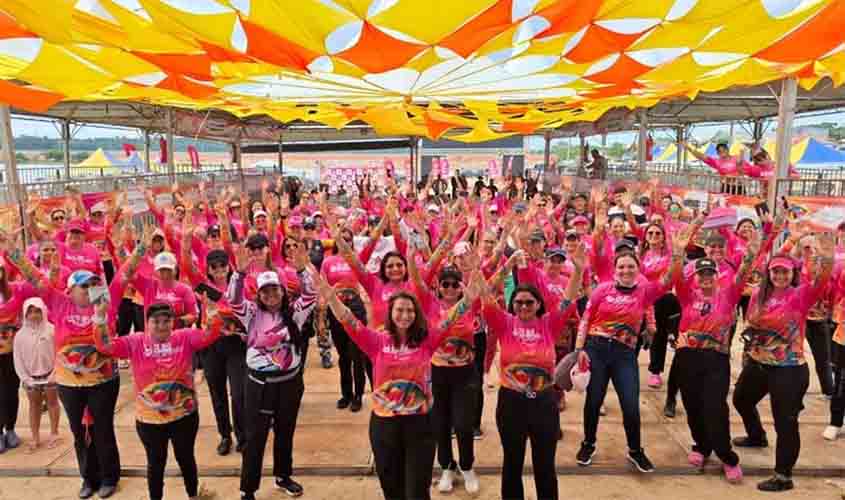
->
<box><xmin>673</xmin><ymin>226</ymin><xmax>693</xmax><ymax>253</ymax></box>
<box><xmin>290</xmin><ymin>241</ymin><xmax>310</xmax><ymax>271</ymax></box>
<box><xmin>747</xmin><ymin>229</ymin><xmax>762</xmax><ymax>256</ymax></box>
<box><xmin>817</xmin><ymin>232</ymin><xmax>836</xmax><ymax>258</ymax></box>
<box><xmin>570</xmin><ymin>242</ymin><xmax>587</xmax><ymax>269</ymax></box>
<box><xmin>234</xmin><ymin>245</ymin><xmax>249</xmax><ymax>273</ymax></box>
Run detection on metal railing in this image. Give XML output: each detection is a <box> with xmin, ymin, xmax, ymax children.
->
<box><xmin>5</xmin><ymin>163</ymin><xmax>229</xmax><ymax>184</ymax></box>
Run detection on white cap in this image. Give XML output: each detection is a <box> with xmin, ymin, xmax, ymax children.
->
<box><xmin>153</xmin><ymin>252</ymin><xmax>177</xmax><ymax>271</ymax></box>
<box><xmin>257</xmin><ymin>271</ymin><xmax>281</xmax><ymax>290</ymax></box>
<box><xmin>488</xmin><ymin>205</ymin><xmax>498</xmax><ymax>213</ymax></box>
<box><xmin>253</xmin><ymin>209</ymin><xmax>268</xmax><ymax>218</ymax></box>
<box><xmin>453</xmin><ymin>241</ymin><xmax>471</xmax><ymax>256</ymax></box>
<box><xmin>426</xmin><ymin>203</ymin><xmax>440</xmax><ymax>213</ymax></box>
<box><xmin>90</xmin><ymin>202</ymin><xmax>107</xmax><ymax>214</ymax></box>
<box><xmin>571</xmin><ymin>364</ymin><xmax>591</xmax><ymax>393</ymax></box>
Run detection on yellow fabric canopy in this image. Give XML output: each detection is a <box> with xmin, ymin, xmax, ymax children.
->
<box><xmin>0</xmin><ymin>0</ymin><xmax>843</xmax><ymax>142</ymax></box>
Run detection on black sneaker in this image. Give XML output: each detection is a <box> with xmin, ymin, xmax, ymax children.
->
<box><xmin>217</xmin><ymin>436</ymin><xmax>232</xmax><ymax>456</ymax></box>
<box><xmin>337</xmin><ymin>397</ymin><xmax>351</xmax><ymax>410</ymax></box>
<box><xmin>240</xmin><ymin>492</ymin><xmax>256</xmax><ymax>500</ymax></box>
<box><xmin>557</xmin><ymin>427</ymin><xmax>564</xmax><ymax>441</ymax></box>
<box><xmin>627</xmin><ymin>449</ymin><xmax>655</xmax><ymax>473</ymax></box>
<box><xmin>663</xmin><ymin>400</ymin><xmax>676</xmax><ymax>418</ymax></box>
<box><xmin>321</xmin><ymin>355</ymin><xmax>333</xmax><ymax>369</ymax></box>
<box><xmin>473</xmin><ymin>428</ymin><xmax>484</xmax><ymax>440</ymax></box>
<box><xmin>78</xmin><ymin>483</ymin><xmax>96</xmax><ymax>499</ymax></box>
<box><xmin>757</xmin><ymin>475</ymin><xmax>794</xmax><ymax>492</ymax></box>
<box><xmin>275</xmin><ymin>476</ymin><xmax>304</xmax><ymax>497</ymax></box>
<box><xmin>732</xmin><ymin>436</ymin><xmax>768</xmax><ymax>448</ymax></box>
<box><xmin>576</xmin><ymin>442</ymin><xmax>596</xmax><ymax>466</ymax></box>
<box><xmin>350</xmin><ymin>397</ymin><xmax>362</xmax><ymax>413</ymax></box>
<box><xmin>97</xmin><ymin>485</ymin><xmax>117</xmax><ymax>499</ymax></box>
<box><xmin>236</xmin><ymin>440</ymin><xmax>246</xmax><ymax>453</ymax></box>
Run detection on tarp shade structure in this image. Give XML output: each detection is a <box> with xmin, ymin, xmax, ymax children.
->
<box><xmin>1</xmin><ymin>1</ymin><xmax>845</xmax><ymax>143</ymax></box>
<box><xmin>72</xmin><ymin>147</ymin><xmax>143</xmax><ymax>176</ymax></box>
<box><xmin>761</xmin><ymin>137</ymin><xmax>845</xmax><ymax>165</ymax></box>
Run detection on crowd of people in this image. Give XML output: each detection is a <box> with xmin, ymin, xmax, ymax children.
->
<box><xmin>0</xmin><ymin>167</ymin><xmax>843</xmax><ymax>500</ymax></box>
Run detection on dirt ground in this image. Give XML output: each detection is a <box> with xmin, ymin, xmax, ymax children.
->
<box><xmin>0</xmin><ymin>475</ymin><xmax>843</xmax><ymax>500</ymax></box>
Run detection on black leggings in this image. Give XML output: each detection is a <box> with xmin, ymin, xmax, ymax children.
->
<box><xmin>0</xmin><ymin>353</ymin><xmax>19</xmax><ymax>432</ymax></box>
<box><xmin>676</xmin><ymin>349</ymin><xmax>738</xmax><ymax>466</ymax></box>
<box><xmin>806</xmin><ymin>319</ymin><xmax>834</xmax><ymax>396</ymax></box>
<box><xmin>117</xmin><ymin>299</ymin><xmax>144</xmax><ymax>337</ymax></box>
<box><xmin>496</xmin><ymin>388</ymin><xmax>559</xmax><ymax>500</ymax></box>
<box><xmin>328</xmin><ymin>294</ymin><xmax>371</xmax><ymax>399</ymax></box>
<box><xmin>472</xmin><ymin>330</ymin><xmax>486</xmax><ymax>430</ymax></box>
<box><xmin>370</xmin><ymin>413</ymin><xmax>436</xmax><ymax>500</ymax></box>
<box><xmin>648</xmin><ymin>293</ymin><xmax>681</xmax><ymax>375</ymax></box>
<box><xmin>136</xmin><ymin>412</ymin><xmax>200</xmax><ymax>500</ymax></box>
<box><xmin>831</xmin><ymin>340</ymin><xmax>845</xmax><ymax>427</ymax></box>
<box><xmin>201</xmin><ymin>336</ymin><xmax>246</xmax><ymax>443</ymax></box>
<box><xmin>58</xmin><ymin>379</ymin><xmax>122</xmax><ymax>488</ymax></box>
<box><xmin>240</xmin><ymin>373</ymin><xmax>304</xmax><ymax>495</ymax></box>
<box><xmin>733</xmin><ymin>360</ymin><xmax>809</xmax><ymax>477</ymax></box>
<box><xmin>431</xmin><ymin>364</ymin><xmax>477</xmax><ymax>471</ymax></box>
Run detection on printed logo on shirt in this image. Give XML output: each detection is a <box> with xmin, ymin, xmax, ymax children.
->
<box><xmin>143</xmin><ymin>342</ymin><xmax>184</xmax><ymax>359</ymax></box>
<box><xmin>154</xmin><ymin>291</ymin><xmax>180</xmax><ymax>303</ymax></box>
<box><xmin>692</xmin><ymin>301</ymin><xmax>713</xmax><ymax>317</ymax></box>
<box><xmin>513</xmin><ymin>327</ymin><xmax>541</xmax><ymax>343</ymax></box>
<box><xmin>330</xmin><ymin>263</ymin><xmax>351</xmax><ymax>273</ymax></box>
<box><xmin>382</xmin><ymin>343</ymin><xmax>420</xmax><ymax>356</ymax></box>
<box><xmin>66</xmin><ymin>314</ymin><xmax>93</xmax><ymax>329</ymax></box>
<box><xmin>605</xmin><ymin>294</ymin><xmax>636</xmax><ymax>306</ymax></box>
<box><xmin>64</xmin><ymin>254</ymin><xmax>93</xmax><ymax>265</ymax></box>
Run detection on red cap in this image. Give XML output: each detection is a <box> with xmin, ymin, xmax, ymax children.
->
<box><xmin>768</xmin><ymin>256</ymin><xmax>795</xmax><ymax>271</ymax></box>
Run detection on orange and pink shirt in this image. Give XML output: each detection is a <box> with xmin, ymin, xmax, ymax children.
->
<box><xmin>674</xmin><ymin>274</ymin><xmax>743</xmax><ymax>355</ymax></box>
<box><xmin>578</xmin><ymin>280</ymin><xmax>670</xmax><ymax>350</ymax></box>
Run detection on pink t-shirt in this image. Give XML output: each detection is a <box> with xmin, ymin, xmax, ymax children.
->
<box><xmin>41</xmin><ymin>285</ymin><xmax>119</xmax><ymax>387</ymax></box>
<box><xmin>58</xmin><ymin>242</ymin><xmax>104</xmax><ymax>276</ymax></box>
<box><xmin>0</xmin><ymin>282</ymin><xmax>37</xmax><ymax>354</ymax></box>
<box><xmin>416</xmin><ymin>286</ymin><xmax>479</xmax><ymax>368</ymax></box>
<box><xmin>674</xmin><ymin>274</ymin><xmax>743</xmax><ymax>354</ymax></box>
<box><xmin>745</xmin><ymin>279</ymin><xmax>828</xmax><ymax>366</ymax></box>
<box><xmin>95</xmin><ymin>328</ymin><xmax>219</xmax><ymax>424</ymax></box>
<box><xmin>351</xmin><ymin>262</ymin><xmax>414</xmax><ymax>330</ymax></box>
<box><xmin>342</xmin><ymin>319</ymin><xmax>444</xmax><ymax>417</ymax></box>
<box><xmin>483</xmin><ymin>301</ymin><xmax>577</xmax><ymax>394</ymax></box>
<box><xmin>640</xmin><ymin>249</ymin><xmax>671</xmax><ymax>282</ymax></box>
<box><xmin>321</xmin><ymin>254</ymin><xmax>357</xmax><ymax>289</ymax></box>
<box><xmin>578</xmin><ymin>279</ymin><xmax>669</xmax><ymax>350</ymax></box>
<box><xmin>130</xmin><ymin>274</ymin><xmax>198</xmax><ymax>322</ymax></box>
<box><xmin>703</xmin><ymin>156</ymin><xmax>753</xmax><ymax>176</ymax></box>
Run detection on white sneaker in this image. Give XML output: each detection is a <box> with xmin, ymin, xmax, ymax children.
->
<box><xmin>438</xmin><ymin>468</ymin><xmax>455</xmax><ymax>493</ymax></box>
<box><xmin>823</xmin><ymin>425</ymin><xmax>841</xmax><ymax>441</ymax></box>
<box><xmin>460</xmin><ymin>468</ymin><xmax>480</xmax><ymax>496</ymax></box>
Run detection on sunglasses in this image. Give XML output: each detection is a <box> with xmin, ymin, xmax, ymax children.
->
<box><xmin>646</xmin><ymin>231</ymin><xmax>663</xmax><ymax>236</ymax></box>
<box><xmin>440</xmin><ymin>280</ymin><xmax>461</xmax><ymax>289</ymax></box>
<box><xmin>52</xmin><ymin>215</ymin><xmax>65</xmax><ymax>222</ymax></box>
<box><xmin>284</xmin><ymin>243</ymin><xmax>299</xmax><ymax>250</ymax></box>
<box><xmin>248</xmin><ymin>245</ymin><xmax>266</xmax><ymax>252</ymax></box>
<box><xmin>513</xmin><ymin>299</ymin><xmax>537</xmax><ymax>308</ymax></box>
<box><xmin>209</xmin><ymin>262</ymin><xmax>228</xmax><ymax>270</ymax></box>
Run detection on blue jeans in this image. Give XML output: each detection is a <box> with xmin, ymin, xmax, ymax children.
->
<box><xmin>583</xmin><ymin>336</ymin><xmax>641</xmax><ymax>450</ymax></box>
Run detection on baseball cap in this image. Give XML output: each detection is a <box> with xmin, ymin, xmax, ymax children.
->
<box><xmin>206</xmin><ymin>249</ymin><xmax>229</xmax><ymax>267</ymax></box>
<box><xmin>614</xmin><ymin>239</ymin><xmax>637</xmax><ymax>253</ymax></box>
<box><xmin>207</xmin><ymin>224</ymin><xmax>222</xmax><ymax>236</ymax></box>
<box><xmin>545</xmin><ymin>247</ymin><xmax>566</xmax><ymax>259</ymax></box>
<box><xmin>257</xmin><ymin>271</ymin><xmax>281</xmax><ymax>290</ymax></box>
<box><xmin>438</xmin><ymin>266</ymin><xmax>463</xmax><ymax>283</ymax></box>
<box><xmin>768</xmin><ymin>256</ymin><xmax>795</xmax><ymax>271</ymax></box>
<box><xmin>513</xmin><ymin>202</ymin><xmax>527</xmax><ymax>214</ymax></box>
<box><xmin>565</xmin><ymin>229</ymin><xmax>579</xmax><ymax>240</ymax></box>
<box><xmin>529</xmin><ymin>229</ymin><xmax>546</xmax><ymax>242</ymax></box>
<box><xmin>90</xmin><ymin>202</ymin><xmax>107</xmax><ymax>214</ymax></box>
<box><xmin>146</xmin><ymin>303</ymin><xmax>174</xmax><ymax>320</ymax></box>
<box><xmin>253</xmin><ymin>209</ymin><xmax>268</xmax><ymax>219</ymax></box>
<box><xmin>553</xmin><ymin>351</ymin><xmax>579</xmax><ymax>391</ymax></box>
<box><xmin>153</xmin><ymin>252</ymin><xmax>177</xmax><ymax>271</ymax></box>
<box><xmin>66</xmin><ymin>220</ymin><xmax>86</xmax><ymax>233</ymax></box>
<box><xmin>303</xmin><ymin>217</ymin><xmax>316</xmax><ymax>230</ymax></box>
<box><xmin>152</xmin><ymin>228</ymin><xmax>165</xmax><ymax>240</ymax></box>
<box><xmin>452</xmin><ymin>241</ymin><xmax>472</xmax><ymax>256</ymax></box>
<box><xmin>245</xmin><ymin>233</ymin><xmax>269</xmax><ymax>249</ymax></box>
<box><xmin>313</xmin><ymin>211</ymin><xmax>323</xmax><ymax>217</ymax></box>
<box><xmin>288</xmin><ymin>215</ymin><xmax>304</xmax><ymax>228</ymax></box>
<box><xmin>694</xmin><ymin>258</ymin><xmax>718</xmax><ymax>274</ymax></box>
<box><xmin>426</xmin><ymin>203</ymin><xmax>440</xmax><ymax>213</ymax></box>
<box><xmin>571</xmin><ymin>215</ymin><xmax>590</xmax><ymax>226</ymax></box>
<box><xmin>66</xmin><ymin>270</ymin><xmax>99</xmax><ymax>289</ymax></box>
<box><xmin>488</xmin><ymin>205</ymin><xmax>499</xmax><ymax>213</ymax></box>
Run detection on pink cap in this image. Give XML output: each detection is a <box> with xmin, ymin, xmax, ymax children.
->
<box><xmin>66</xmin><ymin>219</ymin><xmax>86</xmax><ymax>233</ymax></box>
<box><xmin>768</xmin><ymin>256</ymin><xmax>795</xmax><ymax>271</ymax></box>
<box><xmin>571</xmin><ymin>215</ymin><xmax>590</xmax><ymax>225</ymax></box>
<box><xmin>288</xmin><ymin>215</ymin><xmax>304</xmax><ymax>228</ymax></box>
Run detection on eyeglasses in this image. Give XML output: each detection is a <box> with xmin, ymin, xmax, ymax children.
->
<box><xmin>248</xmin><ymin>246</ymin><xmax>266</xmax><ymax>252</ymax></box>
<box><xmin>284</xmin><ymin>243</ymin><xmax>298</xmax><ymax>250</ymax></box>
<box><xmin>52</xmin><ymin>215</ymin><xmax>65</xmax><ymax>222</ymax></box>
<box><xmin>646</xmin><ymin>231</ymin><xmax>663</xmax><ymax>237</ymax></box>
<box><xmin>209</xmin><ymin>262</ymin><xmax>228</xmax><ymax>270</ymax></box>
<box><xmin>440</xmin><ymin>281</ymin><xmax>461</xmax><ymax>289</ymax></box>
<box><xmin>513</xmin><ymin>299</ymin><xmax>537</xmax><ymax>308</ymax></box>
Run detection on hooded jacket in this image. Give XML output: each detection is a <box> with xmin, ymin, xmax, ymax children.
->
<box><xmin>13</xmin><ymin>297</ymin><xmax>55</xmax><ymax>386</ymax></box>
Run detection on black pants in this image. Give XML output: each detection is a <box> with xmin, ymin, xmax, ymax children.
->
<box><xmin>733</xmin><ymin>360</ymin><xmax>809</xmax><ymax>477</ymax></box>
<box><xmin>648</xmin><ymin>294</ymin><xmax>681</xmax><ymax>375</ymax></box>
<box><xmin>675</xmin><ymin>349</ymin><xmax>739</xmax><ymax>466</ymax></box>
<box><xmin>58</xmin><ymin>378</ymin><xmax>121</xmax><ymax>488</ymax></box>
<box><xmin>240</xmin><ymin>372</ymin><xmax>304</xmax><ymax>495</ymax></box>
<box><xmin>665</xmin><ymin>354</ymin><xmax>680</xmax><ymax>406</ymax></box>
<box><xmin>831</xmin><ymin>340</ymin><xmax>845</xmax><ymax>427</ymax></box>
<box><xmin>103</xmin><ymin>259</ymin><xmax>115</xmax><ymax>285</ymax></box>
<box><xmin>117</xmin><ymin>299</ymin><xmax>144</xmax><ymax>337</ymax></box>
<box><xmin>806</xmin><ymin>320</ymin><xmax>834</xmax><ymax>396</ymax></box>
<box><xmin>473</xmin><ymin>330</ymin><xmax>487</xmax><ymax>430</ymax></box>
<box><xmin>328</xmin><ymin>295</ymin><xmax>370</xmax><ymax>400</ymax></box>
<box><xmin>0</xmin><ymin>353</ymin><xmax>19</xmax><ymax>432</ymax></box>
<box><xmin>496</xmin><ymin>388</ymin><xmax>559</xmax><ymax>500</ymax></box>
<box><xmin>369</xmin><ymin>412</ymin><xmax>436</xmax><ymax>500</ymax></box>
<box><xmin>201</xmin><ymin>336</ymin><xmax>247</xmax><ymax>444</ymax></box>
<box><xmin>432</xmin><ymin>364</ymin><xmax>477</xmax><ymax>471</ymax></box>
<box><xmin>135</xmin><ymin>412</ymin><xmax>200</xmax><ymax>500</ymax></box>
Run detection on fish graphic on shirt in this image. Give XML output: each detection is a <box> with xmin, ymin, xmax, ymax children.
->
<box><xmin>372</xmin><ymin>380</ymin><xmax>427</xmax><ymax>414</ymax></box>
<box><xmin>139</xmin><ymin>381</ymin><xmax>195</xmax><ymax>415</ymax></box>
<box><xmin>58</xmin><ymin>344</ymin><xmax>110</xmax><ymax>374</ymax></box>
<box><xmin>504</xmin><ymin>364</ymin><xmax>551</xmax><ymax>393</ymax></box>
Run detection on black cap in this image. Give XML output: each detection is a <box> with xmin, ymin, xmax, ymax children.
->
<box><xmin>529</xmin><ymin>229</ymin><xmax>546</xmax><ymax>242</ymax></box>
<box><xmin>695</xmin><ymin>258</ymin><xmax>718</xmax><ymax>274</ymax></box>
<box><xmin>545</xmin><ymin>247</ymin><xmax>566</xmax><ymax>259</ymax></box>
<box><xmin>206</xmin><ymin>249</ymin><xmax>229</xmax><ymax>267</ymax></box>
<box><xmin>245</xmin><ymin>233</ymin><xmax>269</xmax><ymax>249</ymax></box>
<box><xmin>614</xmin><ymin>239</ymin><xmax>637</xmax><ymax>254</ymax></box>
<box><xmin>303</xmin><ymin>217</ymin><xmax>316</xmax><ymax>230</ymax></box>
<box><xmin>705</xmin><ymin>233</ymin><xmax>727</xmax><ymax>247</ymax></box>
<box><xmin>513</xmin><ymin>202</ymin><xmax>527</xmax><ymax>213</ymax></box>
<box><xmin>207</xmin><ymin>224</ymin><xmax>221</xmax><ymax>236</ymax></box>
<box><xmin>572</xmin><ymin>192</ymin><xmax>588</xmax><ymax>201</ymax></box>
<box><xmin>147</xmin><ymin>303</ymin><xmax>174</xmax><ymax>320</ymax></box>
<box><xmin>368</xmin><ymin>215</ymin><xmax>381</xmax><ymax>225</ymax></box>
<box><xmin>438</xmin><ymin>266</ymin><xmax>463</xmax><ymax>283</ymax></box>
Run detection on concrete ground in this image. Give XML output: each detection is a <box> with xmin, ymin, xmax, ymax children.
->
<box><xmin>1</xmin><ymin>337</ymin><xmax>843</xmax><ymax>499</ymax></box>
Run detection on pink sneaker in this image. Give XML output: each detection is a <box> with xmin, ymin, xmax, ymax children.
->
<box><xmin>723</xmin><ymin>463</ymin><xmax>743</xmax><ymax>483</ymax></box>
<box><xmin>687</xmin><ymin>451</ymin><xmax>705</xmax><ymax>467</ymax></box>
<box><xmin>648</xmin><ymin>373</ymin><xmax>663</xmax><ymax>388</ymax></box>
